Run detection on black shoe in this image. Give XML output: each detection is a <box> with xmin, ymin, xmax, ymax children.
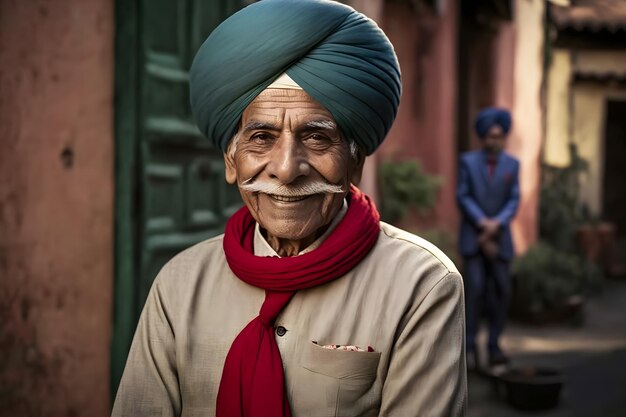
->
<box><xmin>467</xmin><ymin>349</ymin><xmax>480</xmax><ymax>372</ymax></box>
<box><xmin>488</xmin><ymin>350</ymin><xmax>510</xmax><ymax>367</ymax></box>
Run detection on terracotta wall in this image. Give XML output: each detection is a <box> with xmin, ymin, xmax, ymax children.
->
<box><xmin>0</xmin><ymin>0</ymin><xmax>114</xmax><ymax>416</ymax></box>
<box><xmin>460</xmin><ymin>4</ymin><xmax>542</xmax><ymax>256</ymax></box>
<box><xmin>463</xmin><ymin>27</ymin><xmax>498</xmax><ymax>152</ymax></box>
<box><xmin>378</xmin><ymin>1</ymin><xmax>458</xmax><ymax>234</ymax></box>
<box><xmin>507</xmin><ymin>0</ymin><xmax>545</xmax><ymax>254</ymax></box>
<box><xmin>355</xmin><ymin>0</ymin><xmax>542</xmax><ymax>256</ymax></box>
<box><xmin>348</xmin><ymin>0</ymin><xmax>384</xmax><ymax>202</ymax></box>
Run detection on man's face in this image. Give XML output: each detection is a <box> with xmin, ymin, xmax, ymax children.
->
<box><xmin>224</xmin><ymin>89</ymin><xmax>363</xmax><ymax>243</ymax></box>
<box><xmin>482</xmin><ymin>125</ymin><xmax>506</xmax><ymax>155</ymax></box>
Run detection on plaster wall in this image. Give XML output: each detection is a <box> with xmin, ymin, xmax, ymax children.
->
<box><xmin>0</xmin><ymin>0</ymin><xmax>114</xmax><ymax>416</ymax></box>
<box><xmin>348</xmin><ymin>0</ymin><xmax>384</xmax><ymax>23</ymax></box>
<box><xmin>545</xmin><ymin>48</ymin><xmax>626</xmax><ymax>215</ymax></box>
<box><xmin>572</xmin><ymin>83</ymin><xmax>626</xmax><ymax>215</ymax></box>
<box><xmin>544</xmin><ymin>48</ymin><xmax>572</xmax><ymax>167</ymax></box>
<box><xmin>464</xmin><ymin>28</ymin><xmax>498</xmax><ymax>152</ymax></box>
<box><xmin>493</xmin><ymin>23</ymin><xmax>516</xmax><ymax>111</ymax></box>
<box><xmin>347</xmin><ymin>0</ymin><xmax>384</xmax><ymax>203</ymax></box>
<box><xmin>574</xmin><ymin>50</ymin><xmax>626</xmax><ymax>76</ymax></box>
<box><xmin>379</xmin><ymin>1</ymin><xmax>458</xmax><ymax>234</ymax></box>
<box><xmin>507</xmin><ymin>0</ymin><xmax>545</xmax><ymax>254</ymax></box>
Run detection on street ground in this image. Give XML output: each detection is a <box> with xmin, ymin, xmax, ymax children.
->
<box><xmin>468</xmin><ymin>279</ymin><xmax>626</xmax><ymax>417</ymax></box>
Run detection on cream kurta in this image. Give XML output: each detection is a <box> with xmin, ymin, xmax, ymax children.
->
<box><xmin>112</xmin><ymin>222</ymin><xmax>467</xmax><ymax>417</ymax></box>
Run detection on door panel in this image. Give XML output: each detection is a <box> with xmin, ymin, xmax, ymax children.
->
<box><xmin>139</xmin><ymin>0</ymin><xmax>243</xmax><ymax>307</ymax></box>
<box><xmin>113</xmin><ymin>0</ymin><xmax>248</xmax><ymax>397</ymax></box>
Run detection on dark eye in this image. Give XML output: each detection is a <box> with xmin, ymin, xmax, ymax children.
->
<box><xmin>303</xmin><ymin>133</ymin><xmax>335</xmax><ymax>150</ymax></box>
<box><xmin>306</xmin><ymin>133</ymin><xmax>330</xmax><ymax>143</ymax></box>
<box><xmin>250</xmin><ymin>132</ymin><xmax>274</xmax><ymax>142</ymax></box>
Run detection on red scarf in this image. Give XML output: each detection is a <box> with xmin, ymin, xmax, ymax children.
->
<box><xmin>217</xmin><ymin>185</ymin><xmax>380</xmax><ymax>417</ymax></box>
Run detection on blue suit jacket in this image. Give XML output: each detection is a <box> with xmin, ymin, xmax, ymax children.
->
<box><xmin>456</xmin><ymin>150</ymin><xmax>520</xmax><ymax>261</ymax></box>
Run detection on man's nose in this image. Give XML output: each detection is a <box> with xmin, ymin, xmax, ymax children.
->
<box><xmin>266</xmin><ymin>134</ymin><xmax>311</xmax><ymax>183</ymax></box>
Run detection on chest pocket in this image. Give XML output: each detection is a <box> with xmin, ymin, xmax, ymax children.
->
<box><xmin>299</xmin><ymin>342</ymin><xmax>381</xmax><ymax>416</ymax></box>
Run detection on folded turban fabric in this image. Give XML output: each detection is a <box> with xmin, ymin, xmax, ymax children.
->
<box><xmin>189</xmin><ymin>0</ymin><xmax>401</xmax><ymax>156</ymax></box>
<box><xmin>474</xmin><ymin>107</ymin><xmax>512</xmax><ymax>139</ymax></box>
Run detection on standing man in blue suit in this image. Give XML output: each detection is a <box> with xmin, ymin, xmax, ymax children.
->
<box><xmin>457</xmin><ymin>107</ymin><xmax>520</xmax><ymax>369</ymax></box>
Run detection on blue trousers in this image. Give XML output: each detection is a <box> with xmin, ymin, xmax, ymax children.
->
<box><xmin>463</xmin><ymin>254</ymin><xmax>511</xmax><ymax>353</ymax></box>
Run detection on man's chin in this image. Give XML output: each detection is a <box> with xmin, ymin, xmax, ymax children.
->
<box><xmin>261</xmin><ymin>223</ymin><xmax>318</xmax><ymax>243</ymax></box>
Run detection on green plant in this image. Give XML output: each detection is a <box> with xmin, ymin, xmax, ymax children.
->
<box><xmin>539</xmin><ymin>143</ymin><xmax>588</xmax><ymax>252</ymax></box>
<box><xmin>378</xmin><ymin>159</ymin><xmax>441</xmax><ymax>224</ymax></box>
<box><xmin>512</xmin><ymin>242</ymin><xmax>602</xmax><ymax>314</ymax></box>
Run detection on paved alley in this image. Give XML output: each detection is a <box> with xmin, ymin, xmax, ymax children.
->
<box><xmin>468</xmin><ymin>280</ymin><xmax>626</xmax><ymax>417</ymax></box>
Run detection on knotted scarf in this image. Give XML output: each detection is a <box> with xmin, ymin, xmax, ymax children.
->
<box><xmin>218</xmin><ymin>185</ymin><xmax>380</xmax><ymax>417</ymax></box>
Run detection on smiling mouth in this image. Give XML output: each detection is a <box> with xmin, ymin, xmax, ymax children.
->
<box><xmin>267</xmin><ymin>194</ymin><xmax>311</xmax><ymax>202</ymax></box>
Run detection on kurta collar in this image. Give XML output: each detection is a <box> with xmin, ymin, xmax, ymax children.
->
<box><xmin>253</xmin><ymin>199</ymin><xmax>349</xmax><ymax>257</ymax></box>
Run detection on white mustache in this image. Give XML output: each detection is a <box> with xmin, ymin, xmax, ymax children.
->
<box><xmin>239</xmin><ymin>179</ymin><xmax>344</xmax><ymax>197</ymax></box>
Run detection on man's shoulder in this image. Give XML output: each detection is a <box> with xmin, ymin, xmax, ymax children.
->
<box><xmin>375</xmin><ymin>222</ymin><xmax>459</xmax><ymax>276</ymax></box>
<box><xmin>360</xmin><ymin>223</ymin><xmax>462</xmax><ymax>305</ymax></box>
<box><xmin>460</xmin><ymin>150</ymin><xmax>482</xmax><ymax>163</ymax></box>
<box><xmin>155</xmin><ymin>234</ymin><xmax>226</xmax><ymax>287</ymax></box>
<box><xmin>169</xmin><ymin>233</ymin><xmax>224</xmax><ymax>265</ymax></box>
<box><xmin>501</xmin><ymin>151</ymin><xmax>520</xmax><ymax>166</ymax></box>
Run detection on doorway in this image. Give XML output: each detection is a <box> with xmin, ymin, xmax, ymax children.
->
<box><xmin>112</xmin><ymin>0</ymin><xmax>245</xmax><ymax>397</ymax></box>
<box><xmin>603</xmin><ymin>100</ymin><xmax>626</xmax><ymax>237</ymax></box>
<box><xmin>602</xmin><ymin>99</ymin><xmax>626</xmax><ymax>276</ymax></box>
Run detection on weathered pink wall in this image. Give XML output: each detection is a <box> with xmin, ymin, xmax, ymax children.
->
<box><xmin>348</xmin><ymin>0</ymin><xmax>384</xmax><ymax>203</ymax></box>
<box><xmin>463</xmin><ymin>15</ymin><xmax>540</xmax><ymax>255</ymax></box>
<box><xmin>0</xmin><ymin>0</ymin><xmax>114</xmax><ymax>416</ymax></box>
<box><xmin>378</xmin><ymin>2</ymin><xmax>458</xmax><ymax>234</ymax></box>
<box><xmin>484</xmin><ymin>0</ymin><xmax>543</xmax><ymax>255</ymax></box>
<box><xmin>493</xmin><ymin>23</ymin><xmax>516</xmax><ymax>111</ymax></box>
<box><xmin>506</xmin><ymin>0</ymin><xmax>543</xmax><ymax>254</ymax></box>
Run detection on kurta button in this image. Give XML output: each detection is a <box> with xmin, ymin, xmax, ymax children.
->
<box><xmin>276</xmin><ymin>326</ymin><xmax>287</xmax><ymax>337</ymax></box>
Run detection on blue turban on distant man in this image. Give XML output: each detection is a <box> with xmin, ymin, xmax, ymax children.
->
<box><xmin>474</xmin><ymin>107</ymin><xmax>512</xmax><ymax>139</ymax></box>
<box><xmin>189</xmin><ymin>0</ymin><xmax>402</xmax><ymax>156</ymax></box>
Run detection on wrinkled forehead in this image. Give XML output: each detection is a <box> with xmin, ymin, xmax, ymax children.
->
<box><xmin>242</xmin><ymin>89</ymin><xmax>337</xmax><ymax>126</ymax></box>
<box><xmin>245</xmin><ymin>89</ymin><xmax>332</xmax><ymax>112</ymax></box>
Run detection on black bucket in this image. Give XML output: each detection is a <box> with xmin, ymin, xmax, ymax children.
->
<box><xmin>495</xmin><ymin>367</ymin><xmax>564</xmax><ymax>411</ymax></box>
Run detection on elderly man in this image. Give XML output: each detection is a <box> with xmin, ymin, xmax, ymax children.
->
<box><xmin>457</xmin><ymin>107</ymin><xmax>520</xmax><ymax>370</ymax></box>
<box><xmin>113</xmin><ymin>1</ymin><xmax>466</xmax><ymax>416</ymax></box>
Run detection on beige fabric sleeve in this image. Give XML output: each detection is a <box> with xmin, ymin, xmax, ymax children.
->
<box><xmin>379</xmin><ymin>272</ymin><xmax>467</xmax><ymax>417</ymax></box>
<box><xmin>112</xmin><ymin>269</ymin><xmax>181</xmax><ymax>417</ymax></box>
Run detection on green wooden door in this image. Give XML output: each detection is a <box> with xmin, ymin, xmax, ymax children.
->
<box><xmin>112</xmin><ymin>0</ymin><xmax>246</xmax><ymax>397</ymax></box>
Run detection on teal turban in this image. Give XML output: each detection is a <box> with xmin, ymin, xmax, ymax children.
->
<box><xmin>189</xmin><ymin>0</ymin><xmax>401</xmax><ymax>156</ymax></box>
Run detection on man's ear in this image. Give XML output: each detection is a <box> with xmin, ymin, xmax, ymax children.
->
<box><xmin>224</xmin><ymin>152</ymin><xmax>237</xmax><ymax>184</ymax></box>
<box><xmin>350</xmin><ymin>152</ymin><xmax>366</xmax><ymax>185</ymax></box>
